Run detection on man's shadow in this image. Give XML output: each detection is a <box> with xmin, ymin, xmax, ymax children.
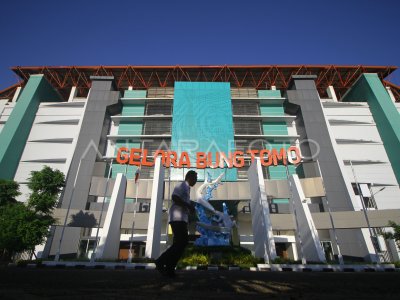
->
<box><xmin>68</xmin><ymin>210</ymin><xmax>97</xmax><ymax>227</ymax></box>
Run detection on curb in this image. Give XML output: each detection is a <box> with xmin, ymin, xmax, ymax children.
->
<box><xmin>7</xmin><ymin>262</ymin><xmax>398</xmax><ymax>273</ymax></box>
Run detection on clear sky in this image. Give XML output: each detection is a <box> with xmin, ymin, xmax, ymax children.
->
<box><xmin>1</xmin><ymin>0</ymin><xmax>399</xmax><ymax>90</ymax></box>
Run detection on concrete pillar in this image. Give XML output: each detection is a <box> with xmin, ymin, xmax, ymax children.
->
<box><xmin>289</xmin><ymin>174</ymin><xmax>326</xmax><ymax>263</ymax></box>
<box><xmin>68</xmin><ymin>86</ymin><xmax>78</xmax><ymax>102</ymax></box>
<box><xmin>95</xmin><ymin>173</ymin><xmax>127</xmax><ymax>260</ymax></box>
<box><xmin>386</xmin><ymin>87</ymin><xmax>397</xmax><ymax>103</ymax></box>
<box><xmin>11</xmin><ymin>86</ymin><xmax>22</xmax><ymax>103</ymax></box>
<box><xmin>326</xmin><ymin>86</ymin><xmax>338</xmax><ymax>102</ymax></box>
<box><xmin>145</xmin><ymin>157</ymin><xmax>165</xmax><ymax>258</ymax></box>
<box><xmin>287</xmin><ymin>75</ymin><xmax>371</xmax><ymax>260</ymax></box>
<box><xmin>387</xmin><ymin>239</ymin><xmax>400</xmax><ymax>261</ymax></box>
<box><xmin>248</xmin><ymin>158</ymin><xmax>277</xmax><ymax>263</ymax></box>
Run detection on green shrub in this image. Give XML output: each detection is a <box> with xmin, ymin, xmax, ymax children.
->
<box><xmin>178</xmin><ymin>246</ymin><xmax>261</xmax><ymax>268</ymax></box>
<box><xmin>229</xmin><ymin>253</ymin><xmax>261</xmax><ymax>268</ymax></box>
<box><xmin>15</xmin><ymin>259</ymin><xmax>42</xmax><ymax>267</ymax></box>
<box><xmin>180</xmin><ymin>253</ymin><xmax>210</xmax><ymax>266</ymax></box>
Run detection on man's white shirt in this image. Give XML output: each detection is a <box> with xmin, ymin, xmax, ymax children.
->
<box><xmin>169</xmin><ymin>181</ymin><xmax>191</xmax><ymax>223</ymax></box>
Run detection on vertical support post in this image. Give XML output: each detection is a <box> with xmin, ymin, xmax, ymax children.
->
<box><xmin>145</xmin><ymin>156</ymin><xmax>165</xmax><ymax>258</ymax></box>
<box><xmin>315</xmin><ymin>160</ymin><xmax>344</xmax><ymax>265</ymax></box>
<box><xmin>248</xmin><ymin>158</ymin><xmax>277</xmax><ymax>263</ymax></box>
<box><xmin>289</xmin><ymin>174</ymin><xmax>326</xmax><ymax>263</ymax></box>
<box><xmin>350</xmin><ymin>161</ymin><xmax>380</xmax><ymax>263</ymax></box>
<box><xmin>95</xmin><ymin>173</ymin><xmax>127</xmax><ymax>260</ymax></box>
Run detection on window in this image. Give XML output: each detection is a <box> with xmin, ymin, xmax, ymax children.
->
<box><xmin>235</xmin><ymin>139</ymin><xmax>264</xmax><ymax>152</ymax></box>
<box><xmin>351</xmin><ymin>183</ymin><xmax>376</xmax><ymax>209</ymax></box>
<box><xmin>232</xmin><ymin>101</ymin><xmax>259</xmax><ymax>115</ymax></box>
<box><xmin>234</xmin><ymin>121</ymin><xmax>262</xmax><ymax>135</ymax></box>
<box><xmin>142</xmin><ymin>139</ymin><xmax>171</xmax><ymax>155</ymax></box>
<box><xmin>231</xmin><ymin>88</ymin><xmax>257</xmax><ymax>98</ymax></box>
<box><xmin>143</xmin><ymin>120</ymin><xmax>171</xmax><ymax>135</ymax></box>
<box><xmin>145</xmin><ymin>101</ymin><xmax>172</xmax><ymax>115</ymax></box>
<box><xmin>147</xmin><ymin>88</ymin><xmax>174</xmax><ymax>98</ymax></box>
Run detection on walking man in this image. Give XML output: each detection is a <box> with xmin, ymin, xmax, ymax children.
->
<box><xmin>155</xmin><ymin>170</ymin><xmax>197</xmax><ymax>277</ymax></box>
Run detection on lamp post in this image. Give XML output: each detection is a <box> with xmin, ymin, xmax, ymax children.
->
<box><xmin>127</xmin><ymin>170</ymin><xmax>140</xmax><ymax>263</ymax></box>
<box><xmin>311</xmin><ymin>160</ymin><xmax>345</xmax><ymax>265</ymax></box>
<box><xmin>349</xmin><ymin>160</ymin><xmax>380</xmax><ymax>263</ymax></box>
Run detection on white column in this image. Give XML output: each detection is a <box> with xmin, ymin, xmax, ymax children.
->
<box><xmin>289</xmin><ymin>174</ymin><xmax>326</xmax><ymax>262</ymax></box>
<box><xmin>145</xmin><ymin>156</ymin><xmax>165</xmax><ymax>258</ymax></box>
<box><xmin>68</xmin><ymin>86</ymin><xmax>78</xmax><ymax>102</ymax></box>
<box><xmin>387</xmin><ymin>239</ymin><xmax>400</xmax><ymax>261</ymax></box>
<box><xmin>11</xmin><ymin>87</ymin><xmax>22</xmax><ymax>103</ymax></box>
<box><xmin>385</xmin><ymin>87</ymin><xmax>397</xmax><ymax>103</ymax></box>
<box><xmin>95</xmin><ymin>173</ymin><xmax>127</xmax><ymax>260</ymax></box>
<box><xmin>248</xmin><ymin>158</ymin><xmax>277</xmax><ymax>263</ymax></box>
<box><xmin>326</xmin><ymin>86</ymin><xmax>338</xmax><ymax>102</ymax></box>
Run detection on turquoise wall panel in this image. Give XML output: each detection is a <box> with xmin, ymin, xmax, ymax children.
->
<box><xmin>112</xmin><ymin>92</ymin><xmax>145</xmax><ymax>179</ymax></box>
<box><xmin>258</xmin><ymin>90</ymin><xmax>281</xmax><ymax>98</ymax></box>
<box><xmin>0</xmin><ymin>75</ymin><xmax>61</xmax><ymax>179</ymax></box>
<box><xmin>262</xmin><ymin>122</ymin><xmax>288</xmax><ymax>135</ymax></box>
<box><xmin>124</xmin><ymin>90</ymin><xmax>147</xmax><ymax>98</ymax></box>
<box><xmin>122</xmin><ymin>105</ymin><xmax>145</xmax><ymax>116</ymax></box>
<box><xmin>171</xmin><ymin>82</ymin><xmax>236</xmax><ymax>181</ymax></box>
<box><xmin>260</xmin><ymin>104</ymin><xmax>285</xmax><ymax>116</ymax></box>
<box><xmin>118</xmin><ymin>122</ymin><xmax>143</xmax><ymax>135</ymax></box>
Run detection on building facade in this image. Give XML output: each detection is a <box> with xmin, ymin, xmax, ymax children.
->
<box><xmin>0</xmin><ymin>65</ymin><xmax>400</xmax><ymax>263</ymax></box>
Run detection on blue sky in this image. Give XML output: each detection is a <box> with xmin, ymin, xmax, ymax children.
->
<box><xmin>1</xmin><ymin>0</ymin><xmax>399</xmax><ymax>90</ymax></box>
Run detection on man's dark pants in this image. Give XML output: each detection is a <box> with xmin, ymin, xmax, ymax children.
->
<box><xmin>156</xmin><ymin>221</ymin><xmax>188</xmax><ymax>272</ymax></box>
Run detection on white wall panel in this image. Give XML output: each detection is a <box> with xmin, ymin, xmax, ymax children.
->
<box><xmin>331</xmin><ymin>125</ymin><xmax>381</xmax><ymax>142</ymax></box>
<box><xmin>0</xmin><ymin>100</ymin><xmax>8</xmax><ymax>116</ymax></box>
<box><xmin>337</xmin><ymin>144</ymin><xmax>390</xmax><ymax>163</ymax></box>
<box><xmin>323</xmin><ymin>101</ymin><xmax>400</xmax><ymax>214</ymax></box>
<box><xmin>372</xmin><ymin>186</ymin><xmax>400</xmax><ymax>209</ymax></box>
<box><xmin>33</xmin><ymin>115</ymin><xmax>80</xmax><ymax>124</ymax></box>
<box><xmin>286</xmin><ymin>121</ymin><xmax>297</xmax><ymax>136</ymax></box>
<box><xmin>0</xmin><ymin>115</ymin><xmax>10</xmax><ymax>122</ymax></box>
<box><xmin>324</xmin><ymin>106</ymin><xmax>371</xmax><ymax>116</ymax></box>
<box><xmin>36</xmin><ymin>106</ymin><xmax>84</xmax><ymax>116</ymax></box>
<box><xmin>326</xmin><ymin>115</ymin><xmax>375</xmax><ymax>123</ymax></box>
<box><xmin>13</xmin><ymin>100</ymin><xmax>86</xmax><ymax>203</ymax></box>
<box><xmin>344</xmin><ymin>165</ymin><xmax>398</xmax><ymax>187</ymax></box>
<box><xmin>14</xmin><ymin>162</ymin><xmax>67</xmax><ymax>183</ymax></box>
<box><xmin>27</xmin><ymin>124</ymin><xmax>79</xmax><ymax>141</ymax></box>
<box><xmin>20</xmin><ymin>143</ymin><xmax>72</xmax><ymax>161</ymax></box>
<box><xmin>1</xmin><ymin>106</ymin><xmax>14</xmax><ymax>116</ymax></box>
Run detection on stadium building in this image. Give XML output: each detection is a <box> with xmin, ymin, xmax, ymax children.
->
<box><xmin>0</xmin><ymin>65</ymin><xmax>400</xmax><ymax>263</ymax></box>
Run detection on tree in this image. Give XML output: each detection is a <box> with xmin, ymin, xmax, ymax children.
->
<box><xmin>382</xmin><ymin>221</ymin><xmax>400</xmax><ymax>248</ymax></box>
<box><xmin>0</xmin><ymin>179</ymin><xmax>20</xmax><ymax>206</ymax></box>
<box><xmin>0</xmin><ymin>166</ymin><xmax>65</xmax><ymax>261</ymax></box>
<box><xmin>28</xmin><ymin>166</ymin><xmax>65</xmax><ymax>196</ymax></box>
<box><xmin>0</xmin><ymin>202</ymin><xmax>53</xmax><ymax>259</ymax></box>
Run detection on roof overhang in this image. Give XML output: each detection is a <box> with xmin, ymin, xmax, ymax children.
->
<box><xmin>0</xmin><ymin>65</ymin><xmax>398</xmax><ymax>101</ymax></box>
